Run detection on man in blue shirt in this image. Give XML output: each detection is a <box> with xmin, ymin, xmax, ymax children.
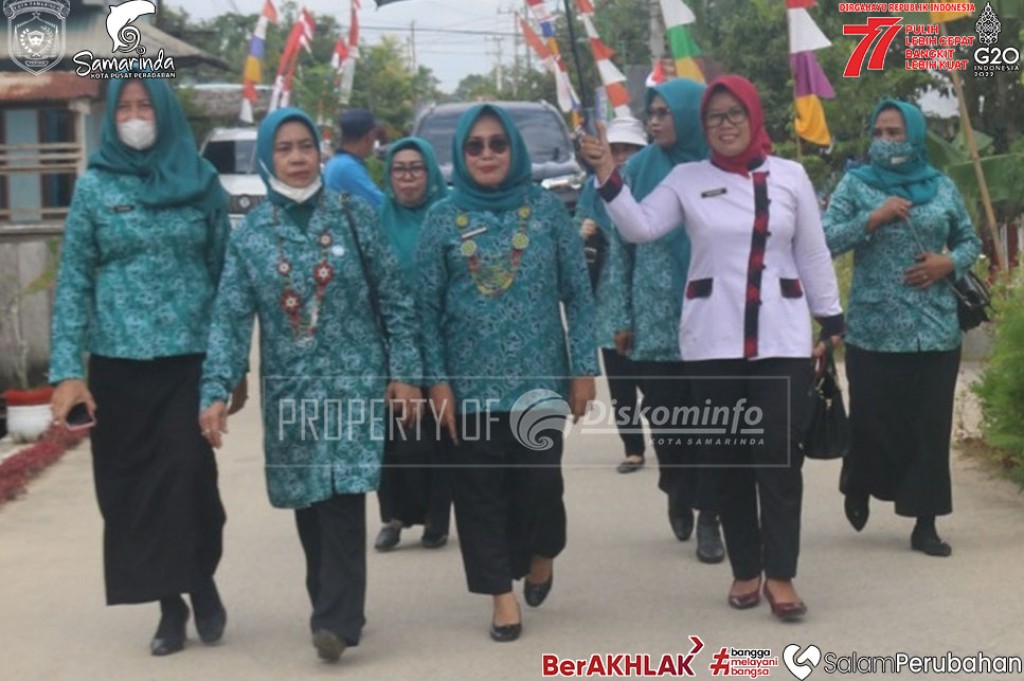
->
<box><xmin>324</xmin><ymin>108</ymin><xmax>384</xmax><ymax>208</ymax></box>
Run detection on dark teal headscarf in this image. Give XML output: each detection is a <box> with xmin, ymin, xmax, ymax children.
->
<box><xmin>89</xmin><ymin>78</ymin><xmax>225</xmax><ymax>219</ymax></box>
<box><xmin>623</xmin><ymin>79</ymin><xmax>709</xmax><ymax>200</ymax></box>
<box><xmin>380</xmin><ymin>137</ymin><xmax>448</xmax><ymax>272</ymax></box>
<box><xmin>256</xmin><ymin>107</ymin><xmax>323</xmax><ymax>207</ymax></box>
<box><xmin>449</xmin><ymin>104</ymin><xmax>537</xmax><ymax>212</ymax></box>
<box><xmin>850</xmin><ymin>99</ymin><xmax>942</xmax><ymax>205</ymax></box>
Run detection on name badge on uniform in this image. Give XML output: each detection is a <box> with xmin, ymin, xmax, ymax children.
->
<box><xmin>461</xmin><ymin>226</ymin><xmax>488</xmax><ymax>240</ymax></box>
<box><xmin>111</xmin><ymin>204</ymin><xmax>135</xmax><ymax>213</ymax></box>
<box><xmin>700</xmin><ymin>188</ymin><xmax>727</xmax><ymax>198</ymax></box>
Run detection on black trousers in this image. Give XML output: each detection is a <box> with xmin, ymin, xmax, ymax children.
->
<box><xmin>88</xmin><ymin>354</ymin><xmax>225</xmax><ymax>605</ymax></box>
<box><xmin>843</xmin><ymin>345</ymin><xmax>960</xmax><ymax>517</ymax></box>
<box><xmin>294</xmin><ymin>493</ymin><xmax>367</xmax><ymax>645</ymax></box>
<box><xmin>601</xmin><ymin>348</ymin><xmax>645</xmax><ymax>456</ymax></box>
<box><xmin>450</xmin><ymin>412</ymin><xmax>566</xmax><ymax>595</ymax></box>
<box><xmin>634</xmin><ymin>360</ymin><xmax>713</xmax><ymax>513</ymax></box>
<box><xmin>378</xmin><ymin>410</ymin><xmax>452</xmax><ymax>533</ymax></box>
<box><xmin>684</xmin><ymin>358</ymin><xmax>813</xmax><ymax>580</ymax></box>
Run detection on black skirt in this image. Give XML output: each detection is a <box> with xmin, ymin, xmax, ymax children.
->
<box><xmin>842</xmin><ymin>345</ymin><xmax>960</xmax><ymax>517</ymax></box>
<box><xmin>377</xmin><ymin>410</ymin><xmax>451</xmax><ymax>532</ymax></box>
<box><xmin>88</xmin><ymin>354</ymin><xmax>226</xmax><ymax>605</ymax></box>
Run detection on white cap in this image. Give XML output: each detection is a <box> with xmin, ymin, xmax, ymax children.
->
<box><xmin>606</xmin><ymin>116</ymin><xmax>647</xmax><ymax>148</ymax></box>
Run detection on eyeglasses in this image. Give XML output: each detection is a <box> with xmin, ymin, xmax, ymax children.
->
<box><xmin>647</xmin><ymin>106</ymin><xmax>672</xmax><ymax>122</ymax></box>
<box><xmin>704</xmin><ymin>106</ymin><xmax>748</xmax><ymax>128</ymax></box>
<box><xmin>464</xmin><ymin>135</ymin><xmax>510</xmax><ymax>157</ymax></box>
<box><xmin>390</xmin><ymin>163</ymin><xmax>427</xmax><ymax>178</ymax></box>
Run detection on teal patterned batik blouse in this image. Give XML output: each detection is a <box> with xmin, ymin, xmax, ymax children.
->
<box><xmin>50</xmin><ymin>170</ymin><xmax>230</xmax><ymax>383</ymax></box>
<box><xmin>200</xmin><ymin>191</ymin><xmax>421</xmax><ymax>508</ymax></box>
<box><xmin>417</xmin><ymin>189</ymin><xmax>598</xmax><ymax>413</ymax></box>
<box><xmin>824</xmin><ymin>173</ymin><xmax>981</xmax><ymax>353</ymax></box>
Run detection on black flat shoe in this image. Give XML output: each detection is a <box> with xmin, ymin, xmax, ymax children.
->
<box><xmin>421</xmin><ymin>528</ymin><xmax>449</xmax><ymax>549</ymax></box>
<box><xmin>696</xmin><ymin>511</ymin><xmax>725</xmax><ymax>564</ymax></box>
<box><xmin>524</xmin><ymin>572</ymin><xmax>553</xmax><ymax>608</ymax></box>
<box><xmin>195</xmin><ymin>607</ymin><xmax>227</xmax><ymax>644</ymax></box>
<box><xmin>911</xmin><ymin>529</ymin><xmax>952</xmax><ymax>557</ymax></box>
<box><xmin>312</xmin><ymin>629</ymin><xmax>347</xmax><ymax>662</ymax></box>
<box><xmin>191</xmin><ymin>580</ymin><xmax>227</xmax><ymax>644</ymax></box>
<box><xmin>616</xmin><ymin>457</ymin><xmax>645</xmax><ymax>474</ymax></box>
<box><xmin>374</xmin><ymin>524</ymin><xmax>401</xmax><ymax>551</ymax></box>
<box><xmin>670</xmin><ymin>507</ymin><xmax>695</xmax><ymax>542</ymax></box>
<box><xmin>844</xmin><ymin>494</ymin><xmax>869</xmax><ymax>532</ymax></box>
<box><xmin>489</xmin><ymin>621</ymin><xmax>522</xmax><ymax>642</ymax></box>
<box><xmin>151</xmin><ymin>601</ymin><xmax>189</xmax><ymax>656</ymax></box>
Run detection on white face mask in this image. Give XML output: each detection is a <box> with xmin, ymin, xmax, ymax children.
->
<box><xmin>117</xmin><ymin>118</ymin><xmax>156</xmax><ymax>150</ymax></box>
<box><xmin>267</xmin><ymin>174</ymin><xmax>323</xmax><ymax>204</ymax></box>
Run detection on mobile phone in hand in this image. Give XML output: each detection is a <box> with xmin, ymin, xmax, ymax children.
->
<box><xmin>66</xmin><ymin>403</ymin><xmax>96</xmax><ymax>431</ymax></box>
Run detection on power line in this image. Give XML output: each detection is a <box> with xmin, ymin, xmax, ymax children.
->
<box><xmin>359</xmin><ymin>23</ymin><xmax>516</xmax><ymax>37</ymax></box>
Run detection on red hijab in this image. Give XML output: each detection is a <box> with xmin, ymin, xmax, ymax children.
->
<box><xmin>700</xmin><ymin>75</ymin><xmax>773</xmax><ymax>177</ymax></box>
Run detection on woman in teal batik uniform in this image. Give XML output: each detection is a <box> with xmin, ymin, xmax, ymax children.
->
<box><xmin>418</xmin><ymin>104</ymin><xmax>598</xmax><ymax>642</ymax></box>
<box><xmin>49</xmin><ymin>77</ymin><xmax>235</xmax><ymax>657</ymax></box>
<box><xmin>823</xmin><ymin>99</ymin><xmax>980</xmax><ymax>557</ymax></box>
<box><xmin>373</xmin><ymin>137</ymin><xmax>453</xmax><ymax>552</ymax></box>
<box><xmin>198</xmin><ymin>108</ymin><xmax>421</xmax><ymax>662</ymax></box>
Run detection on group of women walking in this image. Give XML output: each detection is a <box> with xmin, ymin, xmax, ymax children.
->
<box><xmin>47</xmin><ymin>72</ymin><xmax>978</xmax><ymax>662</ymax></box>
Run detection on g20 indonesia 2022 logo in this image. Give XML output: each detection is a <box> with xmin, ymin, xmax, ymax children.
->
<box><xmin>3</xmin><ymin>0</ymin><xmax>69</xmax><ymax>75</ymax></box>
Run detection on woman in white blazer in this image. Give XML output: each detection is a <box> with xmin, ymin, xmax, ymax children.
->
<box><xmin>582</xmin><ymin>75</ymin><xmax>843</xmax><ymax>621</ymax></box>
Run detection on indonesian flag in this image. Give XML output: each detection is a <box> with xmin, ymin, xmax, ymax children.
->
<box><xmin>270</xmin><ymin>8</ymin><xmax>316</xmax><ymax>112</ymax></box>
<box><xmin>658</xmin><ymin>0</ymin><xmax>705</xmax><ymax>83</ymax></box>
<box><xmin>787</xmin><ymin>0</ymin><xmax>834</xmax><ymax>146</ymax></box>
<box><xmin>525</xmin><ymin>0</ymin><xmax>581</xmax><ymax>120</ymax></box>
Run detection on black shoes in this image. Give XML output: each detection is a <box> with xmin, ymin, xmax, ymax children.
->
<box><xmin>191</xmin><ymin>579</ymin><xmax>227</xmax><ymax>644</ymax></box>
<box><xmin>524</xmin><ymin>572</ymin><xmax>553</xmax><ymax>608</ymax></box>
<box><xmin>844</xmin><ymin>494</ymin><xmax>869</xmax><ymax>532</ymax></box>
<box><xmin>312</xmin><ymin>629</ymin><xmax>347</xmax><ymax>662</ymax></box>
<box><xmin>374</xmin><ymin>524</ymin><xmax>402</xmax><ymax>551</ymax></box>
<box><xmin>911</xmin><ymin>525</ymin><xmax>952</xmax><ymax>557</ymax></box>
<box><xmin>421</xmin><ymin>528</ymin><xmax>449</xmax><ymax>549</ymax></box>
<box><xmin>696</xmin><ymin>511</ymin><xmax>725</xmax><ymax>564</ymax></box>
<box><xmin>151</xmin><ymin>598</ymin><xmax>189</xmax><ymax>656</ymax></box>
<box><xmin>669</xmin><ymin>507</ymin><xmax>695</xmax><ymax>542</ymax></box>
<box><xmin>616</xmin><ymin>456</ymin><xmax>645</xmax><ymax>474</ymax></box>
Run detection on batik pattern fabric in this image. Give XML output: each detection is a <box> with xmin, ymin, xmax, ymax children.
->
<box><xmin>418</xmin><ymin>189</ymin><xmax>598</xmax><ymax>412</ymax></box>
<box><xmin>200</xmin><ymin>191</ymin><xmax>421</xmax><ymax>508</ymax></box>
<box><xmin>824</xmin><ymin>173</ymin><xmax>980</xmax><ymax>352</ymax></box>
<box><xmin>51</xmin><ymin>170</ymin><xmax>230</xmax><ymax>382</ymax></box>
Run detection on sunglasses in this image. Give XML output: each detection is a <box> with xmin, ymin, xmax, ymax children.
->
<box><xmin>464</xmin><ymin>135</ymin><xmax>510</xmax><ymax>157</ymax></box>
<box><xmin>647</xmin><ymin>106</ymin><xmax>672</xmax><ymax>121</ymax></box>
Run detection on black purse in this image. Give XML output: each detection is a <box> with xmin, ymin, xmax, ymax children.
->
<box><xmin>952</xmin><ymin>270</ymin><xmax>992</xmax><ymax>331</ymax></box>
<box><xmin>803</xmin><ymin>349</ymin><xmax>851</xmax><ymax>460</ymax></box>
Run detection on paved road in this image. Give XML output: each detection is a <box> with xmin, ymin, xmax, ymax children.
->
<box><xmin>3</xmin><ymin>364</ymin><xmax>1023</xmax><ymax>680</ymax></box>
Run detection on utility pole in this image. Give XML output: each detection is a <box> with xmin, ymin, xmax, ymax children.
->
<box><xmin>523</xmin><ymin>0</ymin><xmax>531</xmax><ymax>70</ymax></box>
<box><xmin>649</xmin><ymin>0</ymin><xmax>665</xmax><ymax>61</ymax></box>
<box><xmin>498</xmin><ymin>4</ymin><xmax>521</xmax><ymax>96</ymax></box>
<box><xmin>409</xmin><ymin>21</ymin><xmax>417</xmax><ymax>72</ymax></box>
<box><xmin>486</xmin><ymin>36</ymin><xmax>505</xmax><ymax>92</ymax></box>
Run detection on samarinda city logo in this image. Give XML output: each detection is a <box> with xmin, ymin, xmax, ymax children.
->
<box><xmin>3</xmin><ymin>0</ymin><xmax>69</xmax><ymax>75</ymax></box>
<box><xmin>72</xmin><ymin>0</ymin><xmax>176</xmax><ymax>79</ymax></box>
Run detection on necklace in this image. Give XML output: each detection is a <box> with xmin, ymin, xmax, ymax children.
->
<box><xmin>456</xmin><ymin>204</ymin><xmax>531</xmax><ymax>297</ymax></box>
<box><xmin>273</xmin><ymin>205</ymin><xmax>335</xmax><ymax>341</ymax></box>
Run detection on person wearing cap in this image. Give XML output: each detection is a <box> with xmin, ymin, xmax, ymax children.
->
<box><xmin>324</xmin><ymin>108</ymin><xmax>385</xmax><ymax>209</ymax></box>
<box><xmin>574</xmin><ymin>117</ymin><xmax>649</xmax><ymax>476</ymax></box>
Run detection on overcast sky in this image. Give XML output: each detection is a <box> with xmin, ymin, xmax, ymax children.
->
<box><xmin>171</xmin><ymin>0</ymin><xmax>529</xmax><ymax>92</ymax></box>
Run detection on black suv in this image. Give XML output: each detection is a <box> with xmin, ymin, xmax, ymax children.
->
<box><xmin>411</xmin><ymin>101</ymin><xmax>584</xmax><ymax>211</ymax></box>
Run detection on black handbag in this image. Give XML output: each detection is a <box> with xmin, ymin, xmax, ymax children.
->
<box><xmin>803</xmin><ymin>349</ymin><xmax>851</xmax><ymax>460</ymax></box>
<box><xmin>952</xmin><ymin>270</ymin><xmax>992</xmax><ymax>331</ymax></box>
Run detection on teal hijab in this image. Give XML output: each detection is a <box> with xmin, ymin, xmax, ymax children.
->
<box><xmin>623</xmin><ymin>79</ymin><xmax>709</xmax><ymax>200</ymax></box>
<box><xmin>256</xmin><ymin>107</ymin><xmax>323</xmax><ymax>208</ymax></box>
<box><xmin>449</xmin><ymin>104</ymin><xmax>537</xmax><ymax>212</ymax></box>
<box><xmin>850</xmin><ymin>99</ymin><xmax>942</xmax><ymax>205</ymax></box>
<box><xmin>89</xmin><ymin>78</ymin><xmax>225</xmax><ymax>218</ymax></box>
<box><xmin>380</xmin><ymin>137</ymin><xmax>448</xmax><ymax>271</ymax></box>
